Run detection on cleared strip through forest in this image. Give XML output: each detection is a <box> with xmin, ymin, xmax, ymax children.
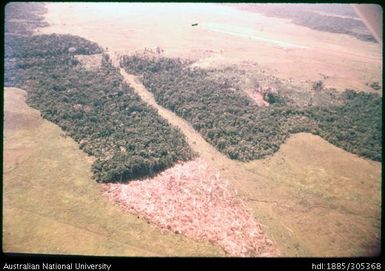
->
<box><xmin>118</xmin><ymin>67</ymin><xmax>269</xmax><ymax>187</ymax></box>
<box><xmin>117</xmin><ymin>65</ymin><xmax>274</xmax><ymax>200</ymax></box>
<box><xmin>118</xmin><ymin>67</ymin><xmax>298</xmax><ymax>254</ymax></box>
<box><xmin>119</xmin><ymin>70</ymin><xmax>225</xmax><ymax>164</ymax></box>
<box><xmin>119</xmin><ymin>55</ymin><xmax>381</xmax><ymax>162</ymax></box>
<box><xmin>117</xmin><ymin>65</ymin><xmax>381</xmax><ymax>256</ymax></box>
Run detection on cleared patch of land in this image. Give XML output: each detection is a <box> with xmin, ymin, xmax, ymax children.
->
<box><xmin>3</xmin><ymin>87</ymin><xmax>224</xmax><ymax>256</ymax></box>
<box><xmin>5</xmin><ymin>3</ymin><xmax>381</xmax><ymax>257</ymax></box>
<box><xmin>103</xmin><ymin>158</ymin><xmax>279</xmax><ymax>257</ymax></box>
<box><xmin>119</xmin><ymin>71</ymin><xmax>381</xmax><ymax>256</ymax></box>
<box><xmin>74</xmin><ymin>53</ymin><xmax>102</xmax><ymax>70</ymax></box>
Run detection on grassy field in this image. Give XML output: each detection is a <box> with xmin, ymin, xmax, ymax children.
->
<box><xmin>244</xmin><ymin>134</ymin><xmax>381</xmax><ymax>256</ymax></box>
<box><xmin>40</xmin><ymin>3</ymin><xmax>381</xmax><ymax>92</ymax></box>
<box><xmin>120</xmin><ymin>71</ymin><xmax>381</xmax><ymax>256</ymax></box>
<box><xmin>3</xmin><ymin>87</ymin><xmax>224</xmax><ymax>256</ymax></box>
<box><xmin>3</xmin><ymin>78</ymin><xmax>381</xmax><ymax>257</ymax></box>
<box><xmin>4</xmin><ymin>2</ymin><xmax>381</xmax><ymax>256</ymax></box>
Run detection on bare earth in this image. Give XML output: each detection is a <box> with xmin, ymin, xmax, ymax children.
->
<box><xmin>103</xmin><ymin>158</ymin><xmax>279</xmax><ymax>257</ymax></box>
<box><xmin>4</xmin><ymin>3</ymin><xmax>382</xmax><ymax>257</ymax></box>
<box><xmin>119</xmin><ymin>70</ymin><xmax>381</xmax><ymax>256</ymax></box>
<box><xmin>3</xmin><ymin>87</ymin><xmax>224</xmax><ymax>256</ymax></box>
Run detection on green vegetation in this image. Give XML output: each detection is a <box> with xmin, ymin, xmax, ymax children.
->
<box><xmin>235</xmin><ymin>4</ymin><xmax>376</xmax><ymax>43</ymax></box>
<box><xmin>5</xmin><ymin>2</ymin><xmax>48</xmax><ymax>36</ymax></box>
<box><xmin>307</xmin><ymin>90</ymin><xmax>382</xmax><ymax>161</ymax></box>
<box><xmin>5</xmin><ymin>33</ymin><xmax>194</xmax><ymax>182</ymax></box>
<box><xmin>369</xmin><ymin>82</ymin><xmax>382</xmax><ymax>91</ymax></box>
<box><xmin>3</xmin><ymin>88</ymin><xmax>223</xmax><ymax>256</ymax></box>
<box><xmin>312</xmin><ymin>80</ymin><xmax>324</xmax><ymax>91</ymax></box>
<box><xmin>121</xmin><ymin>55</ymin><xmax>382</xmax><ymax>162</ymax></box>
<box><xmin>5</xmin><ymin>2</ymin><xmax>380</xmax><ymax>186</ymax></box>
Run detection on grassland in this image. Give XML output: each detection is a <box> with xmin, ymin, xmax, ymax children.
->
<box><xmin>244</xmin><ymin>133</ymin><xmax>381</xmax><ymax>256</ymax></box>
<box><xmin>4</xmin><ymin>72</ymin><xmax>381</xmax><ymax>257</ymax></box>
<box><xmin>4</xmin><ymin>2</ymin><xmax>381</xmax><ymax>257</ymax></box>
<box><xmin>40</xmin><ymin>3</ymin><xmax>382</xmax><ymax>93</ymax></box>
<box><xmin>119</xmin><ymin>71</ymin><xmax>381</xmax><ymax>256</ymax></box>
<box><xmin>3</xmin><ymin>87</ymin><xmax>224</xmax><ymax>256</ymax></box>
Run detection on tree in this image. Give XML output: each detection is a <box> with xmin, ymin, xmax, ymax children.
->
<box><xmin>312</xmin><ymin>80</ymin><xmax>324</xmax><ymax>91</ymax></box>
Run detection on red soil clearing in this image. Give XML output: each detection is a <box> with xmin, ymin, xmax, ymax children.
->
<box><xmin>102</xmin><ymin>158</ymin><xmax>279</xmax><ymax>256</ymax></box>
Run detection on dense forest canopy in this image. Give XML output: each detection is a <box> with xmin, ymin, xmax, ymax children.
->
<box><xmin>5</xmin><ymin>2</ymin><xmax>49</xmax><ymax>36</ymax></box>
<box><xmin>5</xmin><ymin>2</ymin><xmax>381</xmax><ymax>186</ymax></box>
<box><xmin>5</xmin><ymin>3</ymin><xmax>195</xmax><ymax>183</ymax></box>
<box><xmin>121</xmin><ymin>55</ymin><xmax>382</xmax><ymax>162</ymax></box>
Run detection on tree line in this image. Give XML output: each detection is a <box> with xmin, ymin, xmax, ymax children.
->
<box><xmin>121</xmin><ymin>55</ymin><xmax>382</xmax><ymax>162</ymax></box>
<box><xmin>5</xmin><ymin>8</ymin><xmax>195</xmax><ymax>182</ymax></box>
<box><xmin>5</xmin><ymin>2</ymin><xmax>49</xmax><ymax>36</ymax></box>
<box><xmin>234</xmin><ymin>4</ymin><xmax>376</xmax><ymax>43</ymax></box>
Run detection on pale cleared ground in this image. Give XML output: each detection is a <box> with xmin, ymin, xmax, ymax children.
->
<box><xmin>120</xmin><ymin>70</ymin><xmax>381</xmax><ymax>256</ymax></box>
<box><xmin>4</xmin><ymin>79</ymin><xmax>381</xmax><ymax>256</ymax></box>
<box><xmin>4</xmin><ymin>3</ymin><xmax>382</xmax><ymax>257</ymax></box>
<box><xmin>3</xmin><ymin>88</ymin><xmax>224</xmax><ymax>256</ymax></box>
<box><xmin>39</xmin><ymin>3</ymin><xmax>382</xmax><ymax>92</ymax></box>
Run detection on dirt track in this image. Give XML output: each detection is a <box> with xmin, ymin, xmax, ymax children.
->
<box><xmin>3</xmin><ymin>67</ymin><xmax>380</xmax><ymax>257</ymax></box>
<box><xmin>118</xmin><ymin>68</ymin><xmax>381</xmax><ymax>256</ymax></box>
<box><xmin>4</xmin><ymin>2</ymin><xmax>381</xmax><ymax>256</ymax></box>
